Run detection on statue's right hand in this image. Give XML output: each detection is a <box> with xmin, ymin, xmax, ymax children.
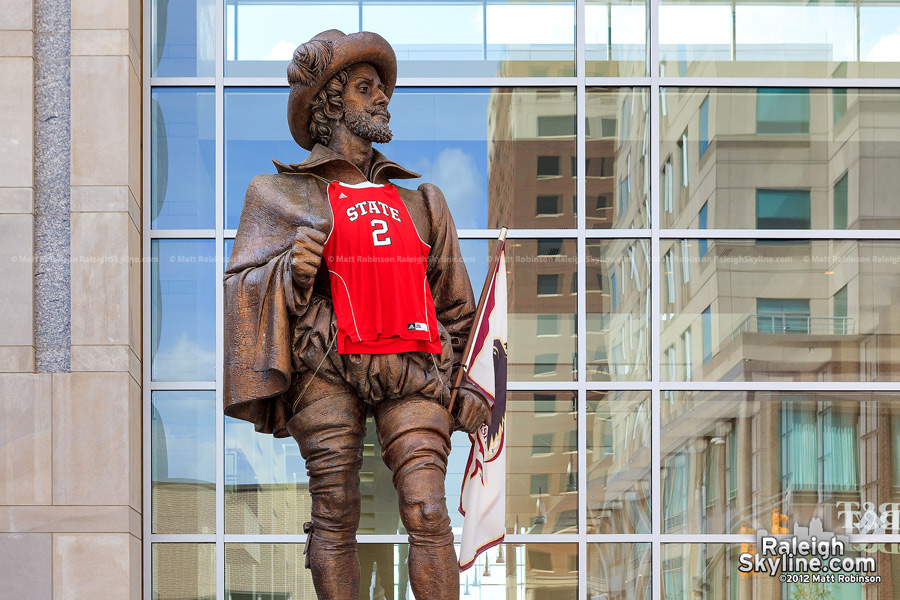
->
<box><xmin>291</xmin><ymin>227</ymin><xmax>327</xmax><ymax>285</ymax></box>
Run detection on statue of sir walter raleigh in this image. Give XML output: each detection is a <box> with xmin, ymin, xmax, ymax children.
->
<box><xmin>223</xmin><ymin>29</ymin><xmax>490</xmax><ymax>600</ymax></box>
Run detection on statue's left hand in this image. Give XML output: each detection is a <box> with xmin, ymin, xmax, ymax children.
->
<box><xmin>454</xmin><ymin>388</ymin><xmax>491</xmax><ymax>434</ymax></box>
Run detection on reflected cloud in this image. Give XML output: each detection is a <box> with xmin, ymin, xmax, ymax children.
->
<box><xmin>155</xmin><ymin>332</ymin><xmax>216</xmax><ymax>381</ymax></box>
<box><xmin>414</xmin><ymin>147</ymin><xmax>483</xmax><ymax>229</ymax></box>
<box><xmin>264</xmin><ymin>40</ymin><xmax>295</xmax><ymax>61</ymax></box>
<box><xmin>865</xmin><ymin>31</ymin><xmax>900</xmax><ymax>62</ymax></box>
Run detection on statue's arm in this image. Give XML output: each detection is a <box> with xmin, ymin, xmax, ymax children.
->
<box><xmin>420</xmin><ymin>183</ymin><xmax>491</xmax><ymax>431</ymax></box>
<box><xmin>223</xmin><ymin>175</ymin><xmax>320</xmax><ymax>411</ymax></box>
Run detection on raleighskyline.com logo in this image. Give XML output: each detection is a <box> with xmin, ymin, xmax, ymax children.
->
<box><xmin>738</xmin><ymin>518</ymin><xmax>881</xmax><ymax>584</ymax></box>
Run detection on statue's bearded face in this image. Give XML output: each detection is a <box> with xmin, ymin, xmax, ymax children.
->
<box><xmin>341</xmin><ymin>63</ymin><xmax>393</xmax><ymax>144</ymax></box>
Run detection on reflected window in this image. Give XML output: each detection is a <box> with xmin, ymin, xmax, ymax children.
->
<box><xmin>532</xmin><ymin>433</ymin><xmax>554</xmax><ymax>456</ymax></box>
<box><xmin>833</xmin><ymin>285</ymin><xmax>849</xmax><ymax>335</ymax></box>
<box><xmin>699</xmin><ymin>96</ymin><xmax>710</xmax><ymax>156</ymax></box>
<box><xmin>758</xmin><ymin>298</ymin><xmax>811</xmax><ymax>334</ymax></box>
<box><xmin>756</xmin><ymin>88</ymin><xmax>810</xmax><ymax>134</ymax></box>
<box><xmin>537</xmin><ymin>273</ymin><xmax>560</xmax><ymax>296</ymax></box>
<box><xmin>536</xmin><ymin>195</ymin><xmax>560</xmax><ymax>215</ymax></box>
<box><xmin>682</xmin><ymin>330</ymin><xmax>692</xmax><ymax>381</ymax></box>
<box><xmin>698</xmin><ymin>203</ymin><xmax>708</xmax><ymax>257</ymax></box>
<box><xmin>537</xmin><ymin>155</ymin><xmax>561</xmax><ymax>177</ymax></box>
<box><xmin>834</xmin><ymin>172</ymin><xmax>848</xmax><ymax>229</ymax></box>
<box><xmin>663</xmin><ymin>158</ymin><xmax>673</xmax><ymax>213</ymax></box>
<box><xmin>538</xmin><ymin>115</ymin><xmax>575</xmax><ymax>137</ymax></box>
<box><xmin>756</xmin><ymin>189</ymin><xmax>811</xmax><ymax>229</ymax></box>
<box><xmin>780</xmin><ymin>401</ymin><xmax>859</xmax><ymax>493</ymax></box>
<box><xmin>702</xmin><ymin>306</ymin><xmax>712</xmax><ymax>363</ymax></box>
<box><xmin>537</xmin><ymin>238</ymin><xmax>563</xmax><ymax>256</ymax></box>
<box><xmin>537</xmin><ymin>314</ymin><xmax>559</xmax><ymax>336</ymax></box>
<box><xmin>680</xmin><ymin>240</ymin><xmax>691</xmax><ymax>283</ymax></box>
<box><xmin>834</xmin><ymin>89</ymin><xmax>848</xmax><ymax>124</ymax></box>
<box><xmin>663</xmin><ymin>251</ymin><xmax>675</xmax><ymax>306</ymax></box>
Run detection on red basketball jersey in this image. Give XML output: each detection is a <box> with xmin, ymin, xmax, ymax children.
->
<box><xmin>322</xmin><ymin>181</ymin><xmax>442</xmax><ymax>355</ymax></box>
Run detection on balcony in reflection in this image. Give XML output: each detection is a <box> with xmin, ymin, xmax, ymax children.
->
<box><xmin>661</xmin><ymin>391</ymin><xmax>900</xmax><ymax>536</ymax></box>
<box><xmin>661</xmin><ymin>240</ymin><xmax>900</xmax><ymax>382</ymax></box>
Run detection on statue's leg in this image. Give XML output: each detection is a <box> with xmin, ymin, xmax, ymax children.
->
<box><xmin>375</xmin><ymin>397</ymin><xmax>459</xmax><ymax>600</ymax></box>
<box><xmin>286</xmin><ymin>377</ymin><xmax>365</xmax><ymax>600</ymax></box>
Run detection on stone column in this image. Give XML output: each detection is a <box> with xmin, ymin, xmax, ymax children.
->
<box><xmin>0</xmin><ymin>0</ymin><xmax>142</xmax><ymax>595</ymax></box>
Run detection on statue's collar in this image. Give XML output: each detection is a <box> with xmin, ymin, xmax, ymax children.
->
<box><xmin>272</xmin><ymin>143</ymin><xmax>421</xmax><ymax>185</ymax></box>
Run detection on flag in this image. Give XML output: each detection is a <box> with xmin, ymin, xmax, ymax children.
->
<box><xmin>458</xmin><ymin>244</ymin><xmax>507</xmax><ymax>571</ymax></box>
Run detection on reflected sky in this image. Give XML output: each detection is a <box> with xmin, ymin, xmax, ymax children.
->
<box><xmin>225</xmin><ymin>0</ymin><xmax>576</xmax><ymax>77</ymax></box>
<box><xmin>660</xmin><ymin>2</ymin><xmax>900</xmax><ymax>66</ymax></box>
<box><xmin>151</xmin><ymin>88</ymin><xmax>215</xmax><ymax>230</ymax></box>
<box><xmin>152</xmin><ymin>0</ymin><xmax>215</xmax><ymax>76</ymax></box>
<box><xmin>225</xmin><ymin>87</ymin><xmax>490</xmax><ymax>230</ymax></box>
<box><xmin>152</xmin><ymin>391</ymin><xmax>216</xmax><ymax>483</ymax></box>
<box><xmin>151</xmin><ymin>239</ymin><xmax>217</xmax><ymax>381</ymax></box>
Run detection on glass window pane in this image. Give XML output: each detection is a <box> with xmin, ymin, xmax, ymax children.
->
<box><xmin>152</xmin><ymin>391</ymin><xmax>216</xmax><ymax>534</ymax></box>
<box><xmin>588</xmin><ymin>543</ymin><xmax>651</xmax><ymax>599</ymax></box>
<box><xmin>661</xmin><ymin>392</ymin><xmax>900</xmax><ymax>534</ymax></box>
<box><xmin>507</xmin><ymin>239</ymin><xmax>577</xmax><ymax>381</ymax></box>
<box><xmin>665</xmin><ymin>544</ymin><xmax>900</xmax><ymax>599</ymax></box>
<box><xmin>586</xmin><ymin>88</ymin><xmax>649</xmax><ymax>229</ymax></box>
<box><xmin>151</xmin><ymin>88</ymin><xmax>216</xmax><ymax>229</ymax></box>
<box><xmin>224</xmin><ymin>88</ymin><xmax>305</xmax><ymax>229</ymax></box>
<box><xmin>225</xmin><ymin>1</ymin><xmax>359</xmax><ymax>77</ymax></box>
<box><xmin>587</xmin><ymin>239</ymin><xmax>649</xmax><ymax>381</ymax></box>
<box><xmin>152</xmin><ymin>544</ymin><xmax>216</xmax><ymax>599</ymax></box>
<box><xmin>151</xmin><ymin>239</ymin><xmax>216</xmax><ymax>381</ymax></box>
<box><xmin>587</xmin><ymin>391</ymin><xmax>650</xmax><ymax>534</ymax></box>
<box><xmin>586</xmin><ymin>1</ymin><xmax>648</xmax><ymax>76</ymax></box>
<box><xmin>661</xmin><ymin>239</ymin><xmax>900</xmax><ymax>382</ymax></box>
<box><xmin>225</xmin><ymin>0</ymin><xmax>575</xmax><ymax>78</ymax></box>
<box><xmin>225</xmin><ymin>87</ymin><xmax>577</xmax><ymax>230</ymax></box>
<box><xmin>661</xmin><ymin>89</ymin><xmax>900</xmax><ymax>230</ymax></box>
<box><xmin>507</xmin><ymin>392</ymin><xmax>577</xmax><ymax>534</ymax></box>
<box><xmin>226</xmin><ymin>543</ymin><xmax>577</xmax><ymax>598</ymax></box>
<box><xmin>756</xmin><ymin>189</ymin><xmax>811</xmax><ymax>229</ymax></box>
<box><xmin>151</xmin><ymin>0</ymin><xmax>215</xmax><ymax>76</ymax></box>
<box><xmin>659</xmin><ymin>1</ymin><xmax>900</xmax><ymax>77</ymax></box>
<box><xmin>227</xmin><ymin>390</ymin><xmax>573</xmax><ymax>536</ymax></box>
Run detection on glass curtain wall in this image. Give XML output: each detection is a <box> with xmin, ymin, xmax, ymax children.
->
<box><xmin>146</xmin><ymin>0</ymin><xmax>900</xmax><ymax>598</ymax></box>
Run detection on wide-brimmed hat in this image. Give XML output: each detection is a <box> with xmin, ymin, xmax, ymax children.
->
<box><xmin>286</xmin><ymin>30</ymin><xmax>397</xmax><ymax>150</ymax></box>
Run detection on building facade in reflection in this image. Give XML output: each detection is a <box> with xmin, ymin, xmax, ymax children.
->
<box><xmin>656</xmin><ymin>89</ymin><xmax>900</xmax><ymax>599</ymax></box>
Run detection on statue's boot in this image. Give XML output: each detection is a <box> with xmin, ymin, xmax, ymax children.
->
<box><xmin>287</xmin><ymin>380</ymin><xmax>366</xmax><ymax>600</ymax></box>
<box><xmin>375</xmin><ymin>397</ymin><xmax>459</xmax><ymax>600</ymax></box>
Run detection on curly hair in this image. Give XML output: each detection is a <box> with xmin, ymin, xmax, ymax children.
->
<box><xmin>307</xmin><ymin>69</ymin><xmax>350</xmax><ymax>147</ymax></box>
<box><xmin>287</xmin><ymin>38</ymin><xmax>350</xmax><ymax>147</ymax></box>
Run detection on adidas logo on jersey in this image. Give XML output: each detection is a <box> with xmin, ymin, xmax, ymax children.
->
<box><xmin>339</xmin><ymin>192</ymin><xmax>348</xmax><ymax>199</ymax></box>
<box><xmin>408</xmin><ymin>322</ymin><xmax>428</xmax><ymax>332</ymax></box>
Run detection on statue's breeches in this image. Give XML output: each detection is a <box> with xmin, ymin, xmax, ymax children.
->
<box><xmin>290</xmin><ymin>294</ymin><xmax>454</xmax><ymax>406</ymax></box>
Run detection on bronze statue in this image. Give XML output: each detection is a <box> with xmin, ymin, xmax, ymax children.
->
<box><xmin>223</xmin><ymin>29</ymin><xmax>490</xmax><ymax>600</ymax></box>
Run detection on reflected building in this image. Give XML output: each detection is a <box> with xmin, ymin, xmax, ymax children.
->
<box><xmin>656</xmin><ymin>88</ymin><xmax>900</xmax><ymax>598</ymax></box>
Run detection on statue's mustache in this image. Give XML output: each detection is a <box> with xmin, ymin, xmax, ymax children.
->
<box><xmin>368</xmin><ymin>106</ymin><xmax>390</xmax><ymax>120</ymax></box>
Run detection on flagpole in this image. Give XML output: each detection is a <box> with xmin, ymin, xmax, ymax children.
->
<box><xmin>448</xmin><ymin>226</ymin><xmax>508</xmax><ymax>414</ymax></box>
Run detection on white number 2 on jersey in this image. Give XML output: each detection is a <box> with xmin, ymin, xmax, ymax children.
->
<box><xmin>370</xmin><ymin>219</ymin><xmax>392</xmax><ymax>246</ymax></box>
